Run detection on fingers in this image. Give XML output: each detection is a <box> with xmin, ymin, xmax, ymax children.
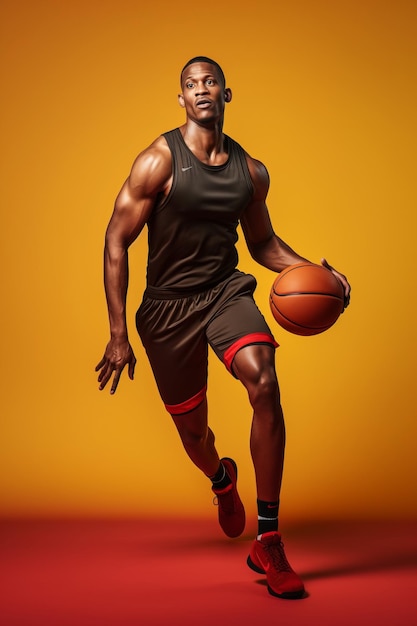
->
<box><xmin>97</xmin><ymin>361</ymin><xmax>122</xmax><ymax>393</ymax></box>
<box><xmin>95</xmin><ymin>356</ymin><xmax>106</xmax><ymax>371</ymax></box>
<box><xmin>110</xmin><ymin>369</ymin><xmax>122</xmax><ymax>395</ymax></box>
<box><xmin>320</xmin><ymin>257</ymin><xmax>351</xmax><ymax>309</ymax></box>
<box><xmin>95</xmin><ymin>344</ymin><xmax>136</xmax><ymax>393</ymax></box>
<box><xmin>97</xmin><ymin>359</ymin><xmax>114</xmax><ymax>390</ymax></box>
<box><xmin>340</xmin><ymin>286</ymin><xmax>351</xmax><ymax>310</ymax></box>
<box><xmin>128</xmin><ymin>356</ymin><xmax>136</xmax><ymax>380</ymax></box>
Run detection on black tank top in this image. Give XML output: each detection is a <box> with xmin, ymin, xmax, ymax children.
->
<box><xmin>145</xmin><ymin>128</ymin><xmax>254</xmax><ymax>297</ymax></box>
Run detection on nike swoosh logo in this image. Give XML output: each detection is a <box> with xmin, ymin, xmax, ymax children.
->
<box><xmin>181</xmin><ymin>166</ymin><xmax>193</xmax><ymax>171</ymax></box>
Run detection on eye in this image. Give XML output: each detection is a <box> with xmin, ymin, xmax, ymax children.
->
<box><xmin>186</xmin><ymin>82</ymin><xmax>194</xmax><ymax>89</ymax></box>
<box><xmin>206</xmin><ymin>79</ymin><xmax>214</xmax><ymax>86</ymax></box>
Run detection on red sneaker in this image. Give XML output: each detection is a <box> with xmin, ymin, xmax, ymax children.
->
<box><xmin>212</xmin><ymin>458</ymin><xmax>245</xmax><ymax>538</ymax></box>
<box><xmin>247</xmin><ymin>531</ymin><xmax>305</xmax><ymax>598</ymax></box>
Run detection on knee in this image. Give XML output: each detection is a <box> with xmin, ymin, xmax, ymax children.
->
<box><xmin>170</xmin><ymin>398</ymin><xmax>210</xmax><ymax>449</ymax></box>
<box><xmin>248</xmin><ymin>368</ymin><xmax>280</xmax><ymax>409</ymax></box>
<box><xmin>233</xmin><ymin>345</ymin><xmax>281</xmax><ymax>409</ymax></box>
<box><xmin>172</xmin><ymin>412</ymin><xmax>213</xmax><ymax>450</ymax></box>
<box><xmin>176</xmin><ymin>426</ymin><xmax>207</xmax><ymax>448</ymax></box>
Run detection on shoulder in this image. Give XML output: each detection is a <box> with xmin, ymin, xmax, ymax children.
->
<box><xmin>226</xmin><ymin>134</ymin><xmax>270</xmax><ymax>190</ymax></box>
<box><xmin>243</xmin><ymin>152</ymin><xmax>270</xmax><ymax>198</ymax></box>
<box><xmin>241</xmin><ymin>149</ymin><xmax>269</xmax><ymax>184</ymax></box>
<box><xmin>131</xmin><ymin>135</ymin><xmax>172</xmax><ymax>180</ymax></box>
<box><xmin>129</xmin><ymin>135</ymin><xmax>172</xmax><ymax>195</ymax></box>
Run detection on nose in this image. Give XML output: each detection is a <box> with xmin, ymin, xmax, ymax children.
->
<box><xmin>195</xmin><ymin>81</ymin><xmax>209</xmax><ymax>96</ymax></box>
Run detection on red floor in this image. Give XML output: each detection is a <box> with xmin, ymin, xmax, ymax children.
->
<box><xmin>0</xmin><ymin>518</ymin><xmax>416</xmax><ymax>626</ymax></box>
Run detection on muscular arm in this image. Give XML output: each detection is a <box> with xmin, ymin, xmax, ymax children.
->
<box><xmin>96</xmin><ymin>137</ymin><xmax>172</xmax><ymax>393</ymax></box>
<box><xmin>241</xmin><ymin>157</ymin><xmax>308</xmax><ymax>272</ymax></box>
<box><xmin>241</xmin><ymin>155</ymin><xmax>351</xmax><ymax>304</ymax></box>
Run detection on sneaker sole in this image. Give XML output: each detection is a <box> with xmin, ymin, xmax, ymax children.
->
<box><xmin>247</xmin><ymin>555</ymin><xmax>265</xmax><ymax>574</ymax></box>
<box><xmin>267</xmin><ymin>587</ymin><xmax>305</xmax><ymax>600</ymax></box>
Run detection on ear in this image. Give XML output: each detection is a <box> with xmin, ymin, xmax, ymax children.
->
<box><xmin>224</xmin><ymin>88</ymin><xmax>232</xmax><ymax>103</ymax></box>
<box><xmin>178</xmin><ymin>93</ymin><xmax>185</xmax><ymax>108</ymax></box>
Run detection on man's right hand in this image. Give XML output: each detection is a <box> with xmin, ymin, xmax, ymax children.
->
<box><xmin>95</xmin><ymin>338</ymin><xmax>137</xmax><ymax>394</ymax></box>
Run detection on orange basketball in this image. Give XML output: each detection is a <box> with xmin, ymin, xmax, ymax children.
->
<box><xmin>270</xmin><ymin>262</ymin><xmax>345</xmax><ymax>336</ymax></box>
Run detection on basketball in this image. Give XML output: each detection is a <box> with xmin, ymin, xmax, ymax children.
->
<box><xmin>270</xmin><ymin>262</ymin><xmax>345</xmax><ymax>336</ymax></box>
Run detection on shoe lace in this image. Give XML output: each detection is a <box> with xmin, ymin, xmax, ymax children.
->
<box><xmin>212</xmin><ymin>487</ymin><xmax>235</xmax><ymax>513</ymax></box>
<box><xmin>264</xmin><ymin>539</ymin><xmax>293</xmax><ymax>572</ymax></box>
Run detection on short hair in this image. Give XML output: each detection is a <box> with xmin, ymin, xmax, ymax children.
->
<box><xmin>180</xmin><ymin>56</ymin><xmax>226</xmax><ymax>88</ymax></box>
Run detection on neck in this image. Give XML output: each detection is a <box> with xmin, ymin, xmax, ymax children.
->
<box><xmin>181</xmin><ymin>119</ymin><xmax>227</xmax><ymax>165</ymax></box>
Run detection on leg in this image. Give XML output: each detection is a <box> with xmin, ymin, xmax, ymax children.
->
<box><xmin>234</xmin><ymin>344</ymin><xmax>305</xmax><ymax>598</ymax></box>
<box><xmin>171</xmin><ymin>398</ymin><xmax>246</xmax><ymax>538</ymax></box>
<box><xmin>232</xmin><ymin>344</ymin><xmax>285</xmax><ymax>503</ymax></box>
<box><xmin>170</xmin><ymin>398</ymin><xmax>220</xmax><ymax>477</ymax></box>
<box><xmin>137</xmin><ymin>294</ymin><xmax>220</xmax><ymax>478</ymax></box>
<box><xmin>136</xmin><ymin>278</ymin><xmax>254</xmax><ymax>538</ymax></box>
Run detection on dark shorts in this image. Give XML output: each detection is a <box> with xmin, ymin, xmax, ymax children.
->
<box><xmin>135</xmin><ymin>271</ymin><xmax>278</xmax><ymax>415</ymax></box>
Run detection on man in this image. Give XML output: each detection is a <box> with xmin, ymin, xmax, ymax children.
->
<box><xmin>96</xmin><ymin>56</ymin><xmax>350</xmax><ymax>599</ymax></box>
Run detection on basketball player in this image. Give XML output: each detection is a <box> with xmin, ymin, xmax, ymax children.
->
<box><xmin>96</xmin><ymin>56</ymin><xmax>350</xmax><ymax>599</ymax></box>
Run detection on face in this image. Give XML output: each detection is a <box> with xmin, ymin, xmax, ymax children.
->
<box><xmin>178</xmin><ymin>62</ymin><xmax>232</xmax><ymax>124</ymax></box>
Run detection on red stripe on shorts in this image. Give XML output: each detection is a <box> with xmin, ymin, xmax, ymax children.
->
<box><xmin>165</xmin><ymin>385</ymin><xmax>207</xmax><ymax>416</ymax></box>
<box><xmin>223</xmin><ymin>332</ymin><xmax>279</xmax><ymax>373</ymax></box>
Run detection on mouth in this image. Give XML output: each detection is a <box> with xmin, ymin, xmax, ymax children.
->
<box><xmin>196</xmin><ymin>99</ymin><xmax>212</xmax><ymax>109</ymax></box>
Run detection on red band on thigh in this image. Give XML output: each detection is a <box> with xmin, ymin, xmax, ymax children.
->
<box><xmin>164</xmin><ymin>385</ymin><xmax>207</xmax><ymax>415</ymax></box>
<box><xmin>223</xmin><ymin>332</ymin><xmax>279</xmax><ymax>373</ymax></box>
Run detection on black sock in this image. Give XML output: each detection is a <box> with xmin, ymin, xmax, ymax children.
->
<box><xmin>209</xmin><ymin>462</ymin><xmax>232</xmax><ymax>491</ymax></box>
<box><xmin>257</xmin><ymin>499</ymin><xmax>279</xmax><ymax>535</ymax></box>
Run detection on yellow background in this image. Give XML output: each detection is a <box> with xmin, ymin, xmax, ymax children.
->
<box><xmin>1</xmin><ymin>0</ymin><xmax>416</xmax><ymax>524</ymax></box>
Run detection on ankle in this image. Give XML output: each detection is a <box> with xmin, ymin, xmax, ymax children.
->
<box><xmin>257</xmin><ymin>499</ymin><xmax>279</xmax><ymax>535</ymax></box>
<box><xmin>209</xmin><ymin>461</ymin><xmax>232</xmax><ymax>491</ymax></box>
